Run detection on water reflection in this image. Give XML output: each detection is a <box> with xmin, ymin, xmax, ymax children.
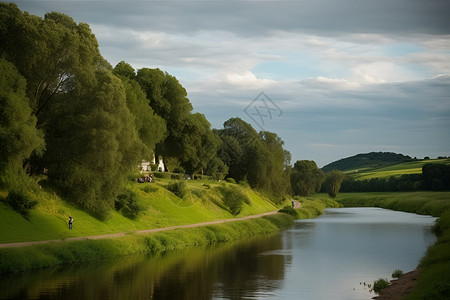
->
<box><xmin>0</xmin><ymin>234</ymin><xmax>286</xmax><ymax>300</ymax></box>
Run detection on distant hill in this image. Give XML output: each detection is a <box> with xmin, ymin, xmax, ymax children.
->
<box><xmin>322</xmin><ymin>152</ymin><xmax>412</xmax><ymax>172</ymax></box>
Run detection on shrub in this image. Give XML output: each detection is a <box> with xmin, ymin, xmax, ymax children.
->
<box><xmin>115</xmin><ymin>190</ymin><xmax>141</xmax><ymax>219</ymax></box>
<box><xmin>166</xmin><ymin>181</ymin><xmax>187</xmax><ymax>199</ymax></box>
<box><xmin>5</xmin><ymin>190</ymin><xmax>37</xmax><ymax>220</ymax></box>
<box><xmin>278</xmin><ymin>206</ymin><xmax>299</xmax><ymax>217</ymax></box>
<box><xmin>226</xmin><ymin>178</ymin><xmax>236</xmax><ymax>184</ymax></box>
<box><xmin>392</xmin><ymin>269</ymin><xmax>403</xmax><ymax>279</ymax></box>
<box><xmin>220</xmin><ymin>186</ymin><xmax>249</xmax><ymax>215</ymax></box>
<box><xmin>373</xmin><ymin>278</ymin><xmax>390</xmax><ymax>294</ymax></box>
<box><xmin>171</xmin><ymin>174</ymin><xmax>182</xmax><ymax>180</ymax></box>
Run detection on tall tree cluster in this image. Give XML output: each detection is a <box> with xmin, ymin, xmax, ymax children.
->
<box><xmin>1</xmin><ymin>4</ymin><xmax>332</xmax><ymax>219</ymax></box>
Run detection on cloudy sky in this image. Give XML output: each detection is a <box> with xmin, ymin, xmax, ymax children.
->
<box><xmin>15</xmin><ymin>0</ymin><xmax>450</xmax><ymax>167</ymax></box>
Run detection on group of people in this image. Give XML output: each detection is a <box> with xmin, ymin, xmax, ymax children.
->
<box><xmin>137</xmin><ymin>174</ymin><xmax>153</xmax><ymax>183</ymax></box>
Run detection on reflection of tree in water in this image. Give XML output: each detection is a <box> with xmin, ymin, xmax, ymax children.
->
<box><xmin>152</xmin><ymin>234</ymin><xmax>286</xmax><ymax>299</ymax></box>
<box><xmin>0</xmin><ymin>234</ymin><xmax>287</xmax><ymax>300</ymax></box>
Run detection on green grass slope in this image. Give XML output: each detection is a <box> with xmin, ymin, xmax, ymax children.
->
<box><xmin>0</xmin><ymin>177</ymin><xmax>280</xmax><ymax>244</ymax></box>
<box><xmin>345</xmin><ymin>158</ymin><xmax>450</xmax><ymax>180</ymax></box>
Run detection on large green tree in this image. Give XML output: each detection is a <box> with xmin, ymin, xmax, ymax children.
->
<box><xmin>0</xmin><ymin>4</ymin><xmax>107</xmax><ymax>122</ymax></box>
<box><xmin>44</xmin><ymin>70</ymin><xmax>142</xmax><ymax>219</ymax></box>
<box><xmin>114</xmin><ymin>64</ymin><xmax>167</xmax><ymax>160</ymax></box>
<box><xmin>0</xmin><ymin>58</ymin><xmax>45</xmax><ymax>189</ymax></box>
<box><xmin>322</xmin><ymin>170</ymin><xmax>345</xmax><ymax>198</ymax></box>
<box><xmin>218</xmin><ymin>118</ymin><xmax>290</xmax><ymax>199</ymax></box>
<box><xmin>291</xmin><ymin>160</ymin><xmax>325</xmax><ymax>196</ymax></box>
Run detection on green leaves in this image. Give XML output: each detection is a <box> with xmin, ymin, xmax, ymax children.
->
<box><xmin>0</xmin><ymin>58</ymin><xmax>45</xmax><ymax>189</ymax></box>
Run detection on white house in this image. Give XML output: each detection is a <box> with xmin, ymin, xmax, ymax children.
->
<box><xmin>139</xmin><ymin>154</ymin><xmax>165</xmax><ymax>173</ymax></box>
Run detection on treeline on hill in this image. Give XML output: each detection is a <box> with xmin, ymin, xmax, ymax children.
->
<box><xmin>1</xmin><ymin>4</ymin><xmax>320</xmax><ymax>220</ymax></box>
<box><xmin>340</xmin><ymin>163</ymin><xmax>450</xmax><ymax>192</ymax></box>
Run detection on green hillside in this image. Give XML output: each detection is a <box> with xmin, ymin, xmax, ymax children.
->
<box><xmin>0</xmin><ymin>176</ymin><xmax>281</xmax><ymax>244</ymax></box>
<box><xmin>345</xmin><ymin>158</ymin><xmax>450</xmax><ymax>180</ymax></box>
<box><xmin>322</xmin><ymin>152</ymin><xmax>411</xmax><ymax>172</ymax></box>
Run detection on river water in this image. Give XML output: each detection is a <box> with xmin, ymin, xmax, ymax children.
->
<box><xmin>0</xmin><ymin>208</ymin><xmax>437</xmax><ymax>300</ymax></box>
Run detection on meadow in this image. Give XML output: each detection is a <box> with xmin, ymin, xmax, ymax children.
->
<box><xmin>345</xmin><ymin>158</ymin><xmax>450</xmax><ymax>180</ymax></box>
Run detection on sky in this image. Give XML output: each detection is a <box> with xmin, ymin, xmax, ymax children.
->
<box><xmin>14</xmin><ymin>0</ymin><xmax>450</xmax><ymax>167</ymax></box>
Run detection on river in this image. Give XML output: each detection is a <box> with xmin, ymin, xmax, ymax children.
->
<box><xmin>0</xmin><ymin>207</ymin><xmax>437</xmax><ymax>300</ymax></box>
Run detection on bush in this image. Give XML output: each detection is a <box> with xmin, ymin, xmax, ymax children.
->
<box><xmin>278</xmin><ymin>206</ymin><xmax>299</xmax><ymax>217</ymax></box>
<box><xmin>226</xmin><ymin>178</ymin><xmax>236</xmax><ymax>184</ymax></box>
<box><xmin>166</xmin><ymin>181</ymin><xmax>187</xmax><ymax>199</ymax></box>
<box><xmin>171</xmin><ymin>174</ymin><xmax>182</xmax><ymax>180</ymax></box>
<box><xmin>220</xmin><ymin>186</ymin><xmax>249</xmax><ymax>215</ymax></box>
<box><xmin>392</xmin><ymin>269</ymin><xmax>403</xmax><ymax>279</ymax></box>
<box><xmin>373</xmin><ymin>278</ymin><xmax>390</xmax><ymax>294</ymax></box>
<box><xmin>5</xmin><ymin>190</ymin><xmax>37</xmax><ymax>220</ymax></box>
<box><xmin>115</xmin><ymin>190</ymin><xmax>141</xmax><ymax>219</ymax></box>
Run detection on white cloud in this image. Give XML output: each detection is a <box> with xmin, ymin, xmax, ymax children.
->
<box><xmin>225</xmin><ymin>71</ymin><xmax>276</xmax><ymax>90</ymax></box>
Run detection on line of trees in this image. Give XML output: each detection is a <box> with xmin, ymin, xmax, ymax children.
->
<box><xmin>0</xmin><ymin>4</ymin><xmax>303</xmax><ymax>218</ymax></box>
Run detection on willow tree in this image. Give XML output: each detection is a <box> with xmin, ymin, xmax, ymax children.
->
<box><xmin>0</xmin><ymin>58</ymin><xmax>45</xmax><ymax>190</ymax></box>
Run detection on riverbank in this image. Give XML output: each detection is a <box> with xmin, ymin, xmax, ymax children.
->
<box><xmin>334</xmin><ymin>192</ymin><xmax>450</xmax><ymax>300</ymax></box>
<box><xmin>0</xmin><ymin>177</ymin><xmax>340</xmax><ymax>274</ymax></box>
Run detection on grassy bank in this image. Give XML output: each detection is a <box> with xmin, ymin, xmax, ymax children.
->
<box><xmin>334</xmin><ymin>192</ymin><xmax>450</xmax><ymax>299</ymax></box>
<box><xmin>0</xmin><ymin>213</ymin><xmax>294</xmax><ymax>274</ymax></box>
<box><xmin>0</xmin><ymin>178</ymin><xmax>278</xmax><ymax>243</ymax></box>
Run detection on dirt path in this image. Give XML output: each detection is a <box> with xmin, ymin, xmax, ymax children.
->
<box><xmin>0</xmin><ymin>211</ymin><xmax>279</xmax><ymax>249</ymax></box>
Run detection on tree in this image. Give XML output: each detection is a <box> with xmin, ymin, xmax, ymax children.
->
<box><xmin>179</xmin><ymin>113</ymin><xmax>220</xmax><ymax>174</ymax></box>
<box><xmin>113</xmin><ymin>61</ymin><xmax>136</xmax><ymax>80</ymax></box>
<box><xmin>0</xmin><ymin>4</ymin><xmax>107</xmax><ymax>123</ymax></box>
<box><xmin>136</xmin><ymin>68</ymin><xmax>193</xmax><ymax>169</ymax></box>
<box><xmin>44</xmin><ymin>70</ymin><xmax>142</xmax><ymax>219</ymax></box>
<box><xmin>290</xmin><ymin>160</ymin><xmax>325</xmax><ymax>196</ymax></box>
<box><xmin>115</xmin><ymin>71</ymin><xmax>166</xmax><ymax>160</ymax></box>
<box><xmin>0</xmin><ymin>58</ymin><xmax>45</xmax><ymax>189</ymax></box>
<box><xmin>422</xmin><ymin>163</ymin><xmax>450</xmax><ymax>191</ymax></box>
<box><xmin>322</xmin><ymin>170</ymin><xmax>345</xmax><ymax>198</ymax></box>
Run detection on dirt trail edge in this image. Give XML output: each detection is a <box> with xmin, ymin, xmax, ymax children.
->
<box><xmin>0</xmin><ymin>211</ymin><xmax>279</xmax><ymax>249</ymax></box>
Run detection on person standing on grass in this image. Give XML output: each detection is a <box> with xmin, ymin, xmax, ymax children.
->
<box><xmin>68</xmin><ymin>215</ymin><xmax>73</xmax><ymax>229</ymax></box>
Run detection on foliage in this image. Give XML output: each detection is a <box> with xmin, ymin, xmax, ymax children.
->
<box><xmin>322</xmin><ymin>170</ymin><xmax>345</xmax><ymax>198</ymax></box>
<box><xmin>373</xmin><ymin>278</ymin><xmax>390</xmax><ymax>294</ymax></box>
<box><xmin>166</xmin><ymin>181</ymin><xmax>187</xmax><ymax>199</ymax></box>
<box><xmin>3</xmin><ymin>190</ymin><xmax>37</xmax><ymax>220</ymax></box>
<box><xmin>219</xmin><ymin>186</ymin><xmax>250</xmax><ymax>215</ymax></box>
<box><xmin>392</xmin><ymin>269</ymin><xmax>403</xmax><ymax>278</ymax></box>
<box><xmin>291</xmin><ymin>160</ymin><xmax>325</xmax><ymax>196</ymax></box>
<box><xmin>226</xmin><ymin>178</ymin><xmax>236</xmax><ymax>184</ymax></box>
<box><xmin>217</xmin><ymin>118</ymin><xmax>290</xmax><ymax>196</ymax></box>
<box><xmin>278</xmin><ymin>206</ymin><xmax>298</xmax><ymax>217</ymax></box>
<box><xmin>0</xmin><ymin>58</ymin><xmax>45</xmax><ymax>190</ymax></box>
<box><xmin>115</xmin><ymin>190</ymin><xmax>141</xmax><ymax>219</ymax></box>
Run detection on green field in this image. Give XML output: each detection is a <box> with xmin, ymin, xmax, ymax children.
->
<box><xmin>345</xmin><ymin>158</ymin><xmax>450</xmax><ymax>180</ymax></box>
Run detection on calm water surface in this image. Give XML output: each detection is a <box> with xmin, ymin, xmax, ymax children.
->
<box><xmin>0</xmin><ymin>208</ymin><xmax>437</xmax><ymax>300</ymax></box>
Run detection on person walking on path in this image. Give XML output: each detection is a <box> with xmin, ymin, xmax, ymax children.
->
<box><xmin>68</xmin><ymin>216</ymin><xmax>73</xmax><ymax>230</ymax></box>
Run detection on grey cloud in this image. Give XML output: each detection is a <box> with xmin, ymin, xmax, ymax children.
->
<box><xmin>17</xmin><ymin>0</ymin><xmax>450</xmax><ymax>36</ymax></box>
